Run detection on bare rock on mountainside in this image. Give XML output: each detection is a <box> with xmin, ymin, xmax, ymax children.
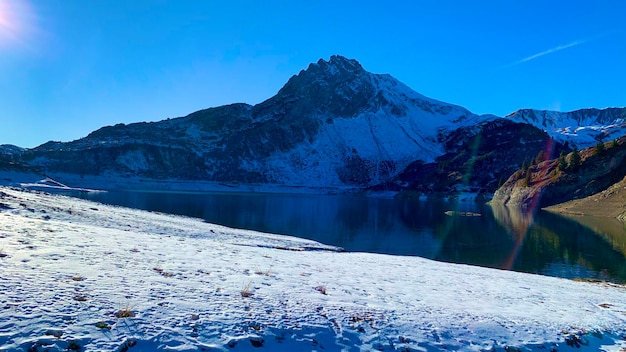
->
<box><xmin>491</xmin><ymin>137</ymin><xmax>626</xmax><ymax>210</ymax></box>
<box><xmin>382</xmin><ymin>119</ymin><xmax>569</xmax><ymax>195</ymax></box>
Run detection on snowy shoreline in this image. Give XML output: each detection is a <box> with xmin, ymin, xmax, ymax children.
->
<box><xmin>0</xmin><ymin>171</ymin><xmax>492</xmax><ymax>202</ymax></box>
<box><xmin>2</xmin><ymin>171</ymin><xmax>365</xmax><ymax>196</ymax></box>
<box><xmin>0</xmin><ymin>186</ymin><xmax>625</xmax><ymax>351</ymax></box>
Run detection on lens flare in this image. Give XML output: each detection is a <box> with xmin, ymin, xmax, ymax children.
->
<box><xmin>0</xmin><ymin>0</ymin><xmax>19</xmax><ymax>44</ymax></box>
<box><xmin>0</xmin><ymin>0</ymin><xmax>35</xmax><ymax>50</ymax></box>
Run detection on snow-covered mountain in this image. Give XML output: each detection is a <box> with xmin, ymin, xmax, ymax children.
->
<box><xmin>19</xmin><ymin>56</ymin><xmax>485</xmax><ymax>189</ymax></box>
<box><xmin>12</xmin><ymin>55</ymin><xmax>626</xmax><ymax>192</ymax></box>
<box><xmin>507</xmin><ymin>108</ymin><xmax>626</xmax><ymax>148</ymax></box>
<box><xmin>239</xmin><ymin>56</ymin><xmax>484</xmax><ymax>187</ymax></box>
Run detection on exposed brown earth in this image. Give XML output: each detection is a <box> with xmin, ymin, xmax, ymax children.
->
<box><xmin>544</xmin><ymin>176</ymin><xmax>626</xmax><ymax>220</ymax></box>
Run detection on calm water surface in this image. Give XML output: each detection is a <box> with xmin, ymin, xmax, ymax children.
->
<box><xmin>78</xmin><ymin>191</ymin><xmax>626</xmax><ymax>283</ymax></box>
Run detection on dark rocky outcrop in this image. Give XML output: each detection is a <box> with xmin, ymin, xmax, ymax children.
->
<box><xmin>491</xmin><ymin>137</ymin><xmax>626</xmax><ymax>208</ymax></box>
<box><xmin>377</xmin><ymin>119</ymin><xmax>569</xmax><ymax>195</ymax></box>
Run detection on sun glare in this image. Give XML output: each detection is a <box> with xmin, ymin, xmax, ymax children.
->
<box><xmin>0</xmin><ymin>0</ymin><xmax>34</xmax><ymax>50</ymax></box>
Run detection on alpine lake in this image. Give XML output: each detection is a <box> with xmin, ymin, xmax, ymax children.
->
<box><xmin>75</xmin><ymin>190</ymin><xmax>626</xmax><ymax>284</ymax></box>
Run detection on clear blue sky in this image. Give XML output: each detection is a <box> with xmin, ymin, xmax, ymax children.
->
<box><xmin>1</xmin><ymin>0</ymin><xmax>625</xmax><ymax>148</ymax></box>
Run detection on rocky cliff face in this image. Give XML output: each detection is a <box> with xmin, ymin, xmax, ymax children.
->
<box><xmin>376</xmin><ymin>119</ymin><xmax>570</xmax><ymax>195</ymax></box>
<box><xmin>491</xmin><ymin>137</ymin><xmax>626</xmax><ymax>208</ymax></box>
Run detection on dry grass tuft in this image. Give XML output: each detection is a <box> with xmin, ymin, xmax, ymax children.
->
<box><xmin>115</xmin><ymin>306</ymin><xmax>136</xmax><ymax>318</ymax></box>
<box><xmin>241</xmin><ymin>281</ymin><xmax>254</xmax><ymax>298</ymax></box>
<box><xmin>95</xmin><ymin>321</ymin><xmax>112</xmax><ymax>330</ymax></box>
<box><xmin>254</xmin><ymin>267</ymin><xmax>272</xmax><ymax>276</ymax></box>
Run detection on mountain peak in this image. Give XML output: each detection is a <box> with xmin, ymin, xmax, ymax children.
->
<box><xmin>262</xmin><ymin>55</ymin><xmax>471</xmax><ymax>120</ymax></box>
<box><xmin>260</xmin><ymin>55</ymin><xmax>375</xmax><ymax>117</ymax></box>
<box><xmin>313</xmin><ymin>55</ymin><xmax>364</xmax><ymax>76</ymax></box>
<box><xmin>293</xmin><ymin>55</ymin><xmax>365</xmax><ymax>81</ymax></box>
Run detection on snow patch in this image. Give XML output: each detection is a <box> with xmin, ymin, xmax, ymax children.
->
<box><xmin>507</xmin><ymin>109</ymin><xmax>626</xmax><ymax>148</ymax></box>
<box><xmin>116</xmin><ymin>150</ymin><xmax>150</xmax><ymax>172</ymax></box>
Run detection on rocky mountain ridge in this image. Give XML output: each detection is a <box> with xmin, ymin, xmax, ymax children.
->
<box><xmin>5</xmin><ymin>55</ymin><xmax>626</xmax><ymax>194</ymax></box>
<box><xmin>507</xmin><ymin>108</ymin><xmax>626</xmax><ymax>148</ymax></box>
<box><xmin>0</xmin><ymin>144</ymin><xmax>24</xmax><ymax>157</ymax></box>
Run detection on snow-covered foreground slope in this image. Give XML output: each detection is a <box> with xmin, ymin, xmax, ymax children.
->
<box><xmin>0</xmin><ymin>187</ymin><xmax>625</xmax><ymax>351</ymax></box>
